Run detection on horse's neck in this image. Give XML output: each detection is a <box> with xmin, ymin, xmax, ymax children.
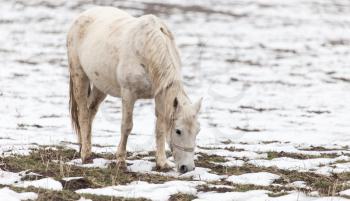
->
<box><xmin>155</xmin><ymin>83</ymin><xmax>189</xmax><ymax>121</ymax></box>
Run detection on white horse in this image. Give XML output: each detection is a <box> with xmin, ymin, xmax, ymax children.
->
<box><xmin>67</xmin><ymin>7</ymin><xmax>202</xmax><ymax>173</ymax></box>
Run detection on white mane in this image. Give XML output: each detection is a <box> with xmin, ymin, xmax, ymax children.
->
<box><xmin>136</xmin><ymin>15</ymin><xmax>183</xmax><ymax>96</ymax></box>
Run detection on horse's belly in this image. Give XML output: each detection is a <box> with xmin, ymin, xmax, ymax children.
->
<box><xmin>83</xmin><ymin>61</ymin><xmax>153</xmax><ymax>99</ymax></box>
<box><xmin>84</xmin><ymin>64</ymin><xmax>121</xmax><ymax>97</ymax></box>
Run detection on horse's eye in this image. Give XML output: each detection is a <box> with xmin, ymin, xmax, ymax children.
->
<box><xmin>175</xmin><ymin>129</ymin><xmax>181</xmax><ymax>135</ymax></box>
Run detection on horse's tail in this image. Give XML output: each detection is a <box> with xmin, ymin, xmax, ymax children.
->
<box><xmin>67</xmin><ymin>18</ymin><xmax>81</xmax><ymax>139</ymax></box>
<box><xmin>69</xmin><ymin>73</ymin><xmax>80</xmax><ymax>138</ymax></box>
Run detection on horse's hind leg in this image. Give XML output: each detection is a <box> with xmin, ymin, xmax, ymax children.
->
<box><xmin>116</xmin><ymin>90</ymin><xmax>136</xmax><ymax>165</ymax></box>
<box><xmin>72</xmin><ymin>80</ymin><xmax>106</xmax><ymax>163</ymax></box>
<box><xmin>67</xmin><ymin>16</ymin><xmax>102</xmax><ymax>163</ymax></box>
<box><xmin>69</xmin><ymin>64</ymin><xmax>91</xmax><ymax>163</ymax></box>
<box><xmin>87</xmin><ymin>86</ymin><xmax>106</xmax><ymax>121</ymax></box>
<box><xmin>81</xmin><ymin>86</ymin><xmax>106</xmax><ymax>160</ymax></box>
<box><xmin>68</xmin><ymin>45</ymin><xmax>99</xmax><ymax>163</ymax></box>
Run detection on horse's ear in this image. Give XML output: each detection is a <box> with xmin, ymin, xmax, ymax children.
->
<box><xmin>173</xmin><ymin>97</ymin><xmax>179</xmax><ymax>109</ymax></box>
<box><xmin>193</xmin><ymin>97</ymin><xmax>203</xmax><ymax>114</ymax></box>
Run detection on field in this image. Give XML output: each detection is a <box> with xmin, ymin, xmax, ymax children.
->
<box><xmin>1</xmin><ymin>0</ymin><xmax>350</xmax><ymax>200</ymax></box>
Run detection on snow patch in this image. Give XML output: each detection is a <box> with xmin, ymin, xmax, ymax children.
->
<box><xmin>62</xmin><ymin>177</ymin><xmax>84</xmax><ymax>181</ymax></box>
<box><xmin>15</xmin><ymin>178</ymin><xmax>63</xmax><ymax>191</ymax></box>
<box><xmin>339</xmin><ymin>189</ymin><xmax>350</xmax><ymax>197</ymax></box>
<box><xmin>195</xmin><ymin>190</ymin><xmax>269</xmax><ymax>201</ymax></box>
<box><xmin>315</xmin><ymin>162</ymin><xmax>350</xmax><ymax>176</ymax></box>
<box><xmin>0</xmin><ymin>169</ymin><xmax>21</xmax><ymax>185</ymax></box>
<box><xmin>286</xmin><ymin>181</ymin><xmax>309</xmax><ymax>189</ymax></box>
<box><xmin>76</xmin><ymin>180</ymin><xmax>202</xmax><ymax>201</ymax></box>
<box><xmin>180</xmin><ymin>167</ymin><xmax>226</xmax><ymax>181</ymax></box>
<box><xmin>0</xmin><ymin>187</ymin><xmax>37</xmax><ymax>201</ymax></box>
<box><xmin>198</xmin><ymin>148</ymin><xmax>267</xmax><ymax>160</ymax></box>
<box><xmin>127</xmin><ymin>160</ymin><xmax>155</xmax><ymax>172</ymax></box>
<box><xmin>249</xmin><ymin>156</ymin><xmax>349</xmax><ymax>172</ymax></box>
<box><xmin>67</xmin><ymin>158</ymin><xmax>113</xmax><ymax>168</ymax></box>
<box><xmin>195</xmin><ymin>191</ymin><xmax>350</xmax><ymax>201</ymax></box>
<box><xmin>226</xmin><ymin>172</ymin><xmax>280</xmax><ymax>186</ymax></box>
<box><xmin>213</xmin><ymin>158</ymin><xmax>245</xmax><ymax>167</ymax></box>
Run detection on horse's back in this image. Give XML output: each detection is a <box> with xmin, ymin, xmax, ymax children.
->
<box><xmin>82</xmin><ymin>6</ymin><xmax>130</xmax><ymax>18</ymax></box>
<box><xmin>68</xmin><ymin>6</ymin><xmax>132</xmax><ymax>42</ymax></box>
<box><xmin>68</xmin><ymin>7</ymin><xmax>137</xmax><ymax>97</ymax></box>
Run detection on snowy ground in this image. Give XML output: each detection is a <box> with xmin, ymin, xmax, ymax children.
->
<box><xmin>1</xmin><ymin>0</ymin><xmax>350</xmax><ymax>200</ymax></box>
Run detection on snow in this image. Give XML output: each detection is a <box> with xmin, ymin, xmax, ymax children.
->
<box><xmin>78</xmin><ymin>198</ymin><xmax>93</xmax><ymax>201</ymax></box>
<box><xmin>76</xmin><ymin>181</ymin><xmax>202</xmax><ymax>201</ymax></box>
<box><xmin>126</xmin><ymin>160</ymin><xmax>225</xmax><ymax>182</ymax></box>
<box><xmin>0</xmin><ymin>0</ymin><xmax>350</xmax><ymax>200</ymax></box>
<box><xmin>206</xmin><ymin>184</ymin><xmax>235</xmax><ymax>189</ymax></box>
<box><xmin>180</xmin><ymin>167</ymin><xmax>226</xmax><ymax>182</ymax></box>
<box><xmin>206</xmin><ymin>143</ymin><xmax>349</xmax><ymax>157</ymax></box>
<box><xmin>67</xmin><ymin>158</ymin><xmax>113</xmax><ymax>168</ymax></box>
<box><xmin>1</xmin><ymin>0</ymin><xmax>349</xmax><ymax>158</ymax></box>
<box><xmin>249</xmin><ymin>156</ymin><xmax>350</xmax><ymax>173</ymax></box>
<box><xmin>316</xmin><ymin>162</ymin><xmax>350</xmax><ymax>176</ymax></box>
<box><xmin>0</xmin><ymin>187</ymin><xmax>37</xmax><ymax>201</ymax></box>
<box><xmin>269</xmin><ymin>192</ymin><xmax>350</xmax><ymax>201</ymax></box>
<box><xmin>15</xmin><ymin>178</ymin><xmax>63</xmax><ymax>191</ymax></box>
<box><xmin>226</xmin><ymin>172</ymin><xmax>280</xmax><ymax>186</ymax></box>
<box><xmin>0</xmin><ymin>170</ymin><xmax>63</xmax><ymax>191</ymax></box>
<box><xmin>213</xmin><ymin>158</ymin><xmax>245</xmax><ymax>167</ymax></box>
<box><xmin>195</xmin><ymin>190</ymin><xmax>269</xmax><ymax>201</ymax></box>
<box><xmin>62</xmin><ymin>176</ymin><xmax>84</xmax><ymax>181</ymax></box>
<box><xmin>195</xmin><ymin>191</ymin><xmax>350</xmax><ymax>201</ymax></box>
<box><xmin>0</xmin><ymin>170</ymin><xmax>21</xmax><ymax>185</ymax></box>
<box><xmin>197</xmin><ymin>148</ymin><xmax>267</xmax><ymax>160</ymax></box>
<box><xmin>0</xmin><ymin>170</ymin><xmax>64</xmax><ymax>192</ymax></box>
<box><xmin>286</xmin><ymin>181</ymin><xmax>309</xmax><ymax>189</ymax></box>
<box><xmin>339</xmin><ymin>189</ymin><xmax>350</xmax><ymax>197</ymax></box>
<box><xmin>126</xmin><ymin>159</ymin><xmax>155</xmax><ymax>172</ymax></box>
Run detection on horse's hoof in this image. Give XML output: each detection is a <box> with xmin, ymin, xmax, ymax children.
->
<box><xmin>115</xmin><ymin>160</ymin><xmax>127</xmax><ymax>170</ymax></box>
<box><xmin>155</xmin><ymin>161</ymin><xmax>172</xmax><ymax>172</ymax></box>
<box><xmin>81</xmin><ymin>157</ymin><xmax>93</xmax><ymax>164</ymax></box>
<box><xmin>156</xmin><ymin>165</ymin><xmax>172</xmax><ymax>172</ymax></box>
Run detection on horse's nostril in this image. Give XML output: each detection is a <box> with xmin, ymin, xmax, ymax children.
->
<box><xmin>180</xmin><ymin>165</ymin><xmax>188</xmax><ymax>173</ymax></box>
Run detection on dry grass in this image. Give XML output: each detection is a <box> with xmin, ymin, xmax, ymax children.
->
<box><xmin>195</xmin><ymin>152</ymin><xmax>350</xmax><ymax>196</ymax></box>
<box><xmin>266</xmin><ymin>151</ymin><xmax>338</xmax><ymax>160</ymax></box>
<box><xmin>1</xmin><ymin>146</ymin><xmax>349</xmax><ymax>199</ymax></box>
<box><xmin>1</xmin><ymin>185</ymin><xmax>149</xmax><ymax>201</ymax></box>
<box><xmin>168</xmin><ymin>193</ymin><xmax>197</xmax><ymax>201</ymax></box>
<box><xmin>0</xmin><ymin>147</ymin><xmax>181</xmax><ymax>187</ymax></box>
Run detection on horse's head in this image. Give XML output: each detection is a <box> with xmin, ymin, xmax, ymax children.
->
<box><xmin>168</xmin><ymin>97</ymin><xmax>202</xmax><ymax>173</ymax></box>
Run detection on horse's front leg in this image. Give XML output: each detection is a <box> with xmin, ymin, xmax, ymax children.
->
<box><xmin>155</xmin><ymin>117</ymin><xmax>170</xmax><ymax>169</ymax></box>
<box><xmin>116</xmin><ymin>91</ymin><xmax>135</xmax><ymax>166</ymax></box>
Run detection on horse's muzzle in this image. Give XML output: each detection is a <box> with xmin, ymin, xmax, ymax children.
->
<box><xmin>179</xmin><ymin>165</ymin><xmax>188</xmax><ymax>173</ymax></box>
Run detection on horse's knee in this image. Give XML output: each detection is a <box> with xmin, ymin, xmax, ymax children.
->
<box><xmin>122</xmin><ymin>122</ymin><xmax>133</xmax><ymax>135</ymax></box>
<box><xmin>127</xmin><ymin>123</ymin><xmax>133</xmax><ymax>133</ymax></box>
<box><xmin>155</xmin><ymin>118</ymin><xmax>166</xmax><ymax>137</ymax></box>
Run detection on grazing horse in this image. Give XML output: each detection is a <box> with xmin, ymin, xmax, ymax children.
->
<box><xmin>67</xmin><ymin>7</ymin><xmax>202</xmax><ymax>173</ymax></box>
